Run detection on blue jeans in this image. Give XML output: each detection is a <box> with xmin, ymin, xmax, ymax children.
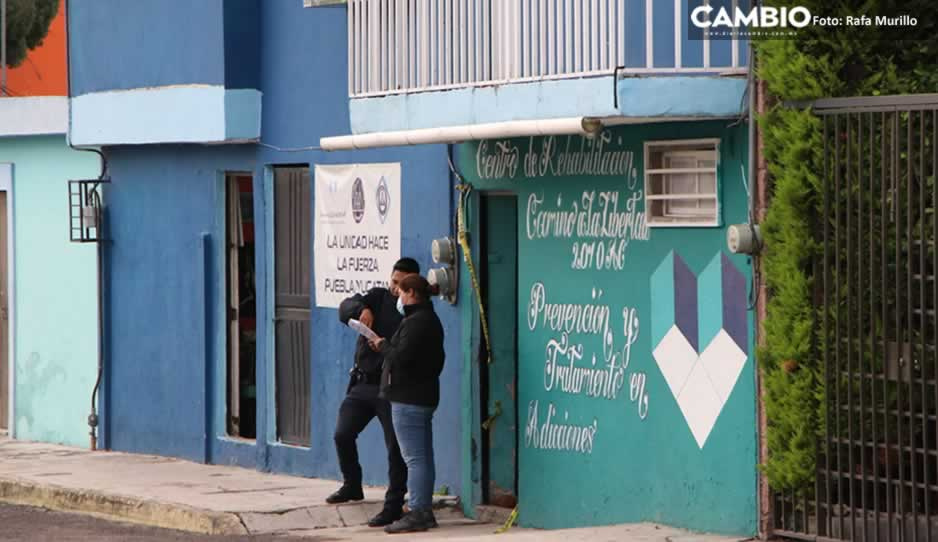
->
<box><xmin>390</xmin><ymin>402</ymin><xmax>436</xmax><ymax>512</ymax></box>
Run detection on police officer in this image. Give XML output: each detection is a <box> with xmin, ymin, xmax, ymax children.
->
<box><xmin>327</xmin><ymin>257</ymin><xmax>419</xmax><ymax>528</ymax></box>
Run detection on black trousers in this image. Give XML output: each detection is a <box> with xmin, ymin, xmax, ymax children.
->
<box><xmin>334</xmin><ymin>382</ymin><xmax>407</xmax><ymax>511</ymax></box>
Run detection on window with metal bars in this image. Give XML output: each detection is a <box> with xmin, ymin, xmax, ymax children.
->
<box><xmin>644</xmin><ymin>139</ymin><xmax>720</xmax><ymax>227</ymax></box>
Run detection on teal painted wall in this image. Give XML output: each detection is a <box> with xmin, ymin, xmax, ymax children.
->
<box><xmin>0</xmin><ymin>135</ymin><xmax>101</xmax><ymax>447</ymax></box>
<box><xmin>456</xmin><ymin>121</ymin><xmax>757</xmax><ymax>535</ymax></box>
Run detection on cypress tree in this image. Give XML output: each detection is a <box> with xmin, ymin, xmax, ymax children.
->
<box><xmin>758</xmin><ymin>0</ymin><xmax>938</xmax><ymax>490</ymax></box>
<box><xmin>4</xmin><ymin>0</ymin><xmax>59</xmax><ymax>69</ymax></box>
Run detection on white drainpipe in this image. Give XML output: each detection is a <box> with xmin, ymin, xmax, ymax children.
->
<box><xmin>320</xmin><ymin>117</ymin><xmax>605</xmax><ymax>151</ymax></box>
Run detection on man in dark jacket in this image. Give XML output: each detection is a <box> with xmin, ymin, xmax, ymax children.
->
<box><xmin>370</xmin><ymin>275</ymin><xmax>445</xmax><ymax>533</ymax></box>
<box><xmin>328</xmin><ymin>257</ymin><xmax>420</xmax><ymax>527</ymax></box>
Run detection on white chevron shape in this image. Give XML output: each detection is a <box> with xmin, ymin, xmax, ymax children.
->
<box><xmin>652</xmin><ymin>327</ymin><xmax>747</xmax><ymax>448</ymax></box>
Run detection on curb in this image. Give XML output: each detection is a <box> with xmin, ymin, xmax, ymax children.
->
<box><xmin>0</xmin><ymin>477</ymin><xmax>466</xmax><ymax>536</ymax></box>
<box><xmin>0</xmin><ymin>478</ymin><xmax>247</xmax><ymax>535</ymax></box>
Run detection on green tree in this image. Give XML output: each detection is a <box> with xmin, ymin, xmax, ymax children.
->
<box><xmin>3</xmin><ymin>0</ymin><xmax>59</xmax><ymax>68</ymax></box>
<box><xmin>757</xmin><ymin>0</ymin><xmax>938</xmax><ymax>491</ymax></box>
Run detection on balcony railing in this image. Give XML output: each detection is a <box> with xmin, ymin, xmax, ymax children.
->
<box><xmin>348</xmin><ymin>0</ymin><xmax>747</xmax><ymax>99</ymax></box>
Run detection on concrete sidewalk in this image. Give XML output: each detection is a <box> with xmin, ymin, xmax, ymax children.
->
<box><xmin>0</xmin><ymin>438</ymin><xmax>746</xmax><ymax>541</ymax></box>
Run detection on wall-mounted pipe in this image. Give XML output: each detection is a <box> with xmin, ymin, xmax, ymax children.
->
<box><xmin>89</xmin><ymin>194</ymin><xmax>104</xmax><ymax>451</ymax></box>
<box><xmin>321</xmin><ymin>115</ymin><xmax>740</xmax><ymax>152</ymax></box>
<box><xmin>320</xmin><ymin>117</ymin><xmax>604</xmax><ymax>151</ymax></box>
<box><xmin>64</xmin><ymin>0</ymin><xmax>109</xmax><ymax>451</ymax></box>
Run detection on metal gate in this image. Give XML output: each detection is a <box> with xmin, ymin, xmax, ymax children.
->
<box><xmin>274</xmin><ymin>167</ymin><xmax>312</xmax><ymax>446</ymax></box>
<box><xmin>775</xmin><ymin>95</ymin><xmax>938</xmax><ymax>542</ymax></box>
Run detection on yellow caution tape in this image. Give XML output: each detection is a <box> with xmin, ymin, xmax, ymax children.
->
<box><xmin>481</xmin><ymin>400</ymin><xmax>502</xmax><ymax>431</ymax></box>
<box><xmin>456</xmin><ymin>183</ymin><xmax>493</xmax><ymax>364</ymax></box>
<box><xmin>495</xmin><ymin>506</ymin><xmax>519</xmax><ymax>534</ymax></box>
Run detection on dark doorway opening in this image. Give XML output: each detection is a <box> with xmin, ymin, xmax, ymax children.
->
<box><xmin>479</xmin><ymin>193</ymin><xmax>519</xmax><ymax>508</ymax></box>
<box><xmin>226</xmin><ymin>174</ymin><xmax>257</xmax><ymax>439</ymax></box>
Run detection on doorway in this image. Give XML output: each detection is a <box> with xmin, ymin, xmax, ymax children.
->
<box><xmin>0</xmin><ymin>189</ymin><xmax>8</xmax><ymax>434</ymax></box>
<box><xmin>226</xmin><ymin>174</ymin><xmax>256</xmax><ymax>439</ymax></box>
<box><xmin>479</xmin><ymin>193</ymin><xmax>519</xmax><ymax>508</ymax></box>
<box><xmin>272</xmin><ymin>166</ymin><xmax>311</xmax><ymax>446</ymax></box>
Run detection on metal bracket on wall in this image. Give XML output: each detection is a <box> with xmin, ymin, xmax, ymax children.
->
<box><xmin>68</xmin><ymin>179</ymin><xmax>110</xmax><ymax>243</ymax></box>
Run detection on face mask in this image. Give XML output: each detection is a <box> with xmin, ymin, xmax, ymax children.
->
<box><xmin>396</xmin><ymin>296</ymin><xmax>405</xmax><ymax>316</ymax></box>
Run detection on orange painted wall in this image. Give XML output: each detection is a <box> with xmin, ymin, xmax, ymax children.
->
<box><xmin>5</xmin><ymin>1</ymin><xmax>68</xmax><ymax>97</ymax></box>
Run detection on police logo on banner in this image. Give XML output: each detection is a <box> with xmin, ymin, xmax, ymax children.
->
<box><xmin>314</xmin><ymin>163</ymin><xmax>401</xmax><ymax>309</ymax></box>
<box><xmin>351</xmin><ymin>177</ymin><xmax>365</xmax><ymax>223</ymax></box>
<box><xmin>376</xmin><ymin>176</ymin><xmax>390</xmax><ymax>224</ymax></box>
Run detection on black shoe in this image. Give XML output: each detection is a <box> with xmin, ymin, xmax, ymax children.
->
<box><xmin>367</xmin><ymin>508</ymin><xmax>403</xmax><ymax>527</ymax></box>
<box><xmin>399</xmin><ymin>507</ymin><xmax>437</xmax><ymax>527</ymax></box>
<box><xmin>384</xmin><ymin>509</ymin><xmax>435</xmax><ymax>534</ymax></box>
<box><xmin>325</xmin><ymin>485</ymin><xmax>364</xmax><ymax>504</ymax></box>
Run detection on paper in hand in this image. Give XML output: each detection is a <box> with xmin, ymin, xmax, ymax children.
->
<box><xmin>348</xmin><ymin>318</ymin><xmax>380</xmax><ymax>342</ymax></box>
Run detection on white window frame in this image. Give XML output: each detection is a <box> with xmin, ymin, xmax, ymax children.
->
<box><xmin>304</xmin><ymin>0</ymin><xmax>345</xmax><ymax>6</ymax></box>
<box><xmin>643</xmin><ymin>138</ymin><xmax>721</xmax><ymax>228</ymax></box>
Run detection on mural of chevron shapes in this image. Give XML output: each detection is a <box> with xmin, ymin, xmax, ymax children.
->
<box><xmin>650</xmin><ymin>250</ymin><xmax>749</xmax><ymax>449</ymax></box>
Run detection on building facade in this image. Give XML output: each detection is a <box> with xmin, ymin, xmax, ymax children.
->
<box><xmin>0</xmin><ymin>1</ymin><xmax>102</xmax><ymax>446</ymax></box>
<box><xmin>451</xmin><ymin>124</ymin><xmax>756</xmax><ymax>533</ymax></box>
<box><xmin>67</xmin><ymin>0</ymin><xmax>463</xmax><ymax>491</ymax></box>
<box><xmin>323</xmin><ymin>0</ymin><xmax>759</xmax><ymax>535</ymax></box>
<box><xmin>68</xmin><ymin>0</ymin><xmax>760</xmax><ymax>535</ymax></box>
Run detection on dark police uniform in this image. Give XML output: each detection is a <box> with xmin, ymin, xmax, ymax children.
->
<box><xmin>336</xmin><ymin>287</ymin><xmax>407</xmax><ymax>512</ymax></box>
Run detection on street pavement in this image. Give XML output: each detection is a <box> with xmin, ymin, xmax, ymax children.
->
<box><xmin>0</xmin><ymin>502</ymin><xmax>302</xmax><ymax>541</ymax></box>
<box><xmin>0</xmin><ymin>503</ymin><xmax>514</xmax><ymax>541</ymax></box>
<box><xmin>0</xmin><ymin>502</ymin><xmax>744</xmax><ymax>542</ymax></box>
<box><xmin>0</xmin><ymin>439</ymin><xmax>747</xmax><ymax>541</ymax></box>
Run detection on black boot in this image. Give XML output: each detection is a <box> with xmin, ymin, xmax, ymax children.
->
<box><xmin>325</xmin><ymin>485</ymin><xmax>364</xmax><ymax>504</ymax></box>
<box><xmin>367</xmin><ymin>507</ymin><xmax>403</xmax><ymax>527</ymax></box>
<box><xmin>384</xmin><ymin>509</ymin><xmax>435</xmax><ymax>534</ymax></box>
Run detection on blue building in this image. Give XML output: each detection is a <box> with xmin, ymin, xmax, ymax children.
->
<box><xmin>69</xmin><ymin>0</ymin><xmax>761</xmax><ymax>535</ymax></box>
<box><xmin>67</xmin><ymin>0</ymin><xmax>461</xmax><ymax>491</ymax></box>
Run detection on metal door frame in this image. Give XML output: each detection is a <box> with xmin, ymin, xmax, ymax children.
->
<box><xmin>0</xmin><ymin>163</ymin><xmax>14</xmax><ymax>435</ymax></box>
<box><xmin>264</xmin><ymin>166</ymin><xmax>276</xmax><ymax>445</ymax></box>
<box><xmin>268</xmin><ymin>165</ymin><xmax>312</xmax><ymax>448</ymax></box>
<box><xmin>227</xmin><ymin>175</ymin><xmax>241</xmax><ymax>436</ymax></box>
<box><xmin>223</xmin><ymin>171</ymin><xmax>256</xmax><ymax>439</ymax></box>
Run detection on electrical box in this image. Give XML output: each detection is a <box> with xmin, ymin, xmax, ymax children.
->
<box><xmin>429</xmin><ymin>236</ymin><xmax>457</xmax><ymax>303</ymax></box>
<box><xmin>727</xmin><ymin>223</ymin><xmax>762</xmax><ymax>255</ymax></box>
<box><xmin>432</xmin><ymin>237</ymin><xmax>456</xmax><ymax>265</ymax></box>
<box><xmin>69</xmin><ymin>179</ymin><xmax>109</xmax><ymax>243</ymax></box>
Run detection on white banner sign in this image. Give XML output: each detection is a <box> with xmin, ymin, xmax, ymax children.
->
<box><xmin>313</xmin><ymin>163</ymin><xmax>401</xmax><ymax>308</ymax></box>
